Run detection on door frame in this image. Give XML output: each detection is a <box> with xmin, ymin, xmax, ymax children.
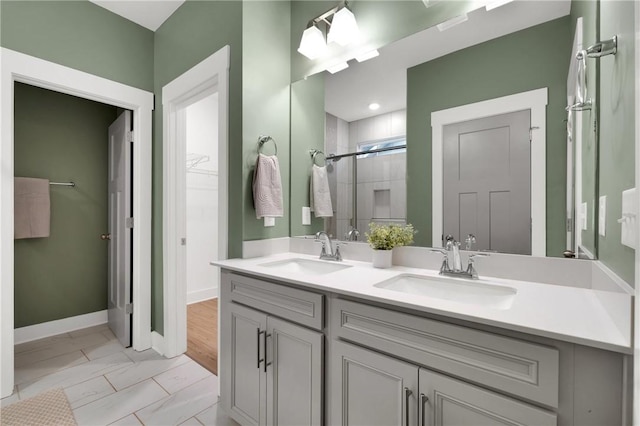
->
<box><xmin>162</xmin><ymin>46</ymin><xmax>229</xmax><ymax>358</ymax></box>
<box><xmin>431</xmin><ymin>88</ymin><xmax>548</xmax><ymax>256</ymax></box>
<box><xmin>0</xmin><ymin>48</ymin><xmax>153</xmax><ymax>398</ymax></box>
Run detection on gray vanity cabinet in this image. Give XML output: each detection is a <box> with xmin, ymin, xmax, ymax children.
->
<box><xmin>331</xmin><ymin>340</ymin><xmax>418</xmax><ymax>426</ymax></box>
<box><xmin>221</xmin><ymin>271</ymin><xmax>324</xmax><ymax>426</ymax></box>
<box><xmin>331</xmin><ymin>340</ymin><xmax>556</xmax><ymax>426</ymax></box>
<box><xmin>419</xmin><ymin>369</ymin><xmax>557</xmax><ymax>426</ymax></box>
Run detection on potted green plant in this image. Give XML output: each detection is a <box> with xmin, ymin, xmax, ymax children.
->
<box><xmin>366</xmin><ymin>223</ymin><xmax>415</xmax><ymax>268</ymax></box>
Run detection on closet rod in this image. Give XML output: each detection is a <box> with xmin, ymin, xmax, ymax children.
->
<box><xmin>326</xmin><ymin>144</ymin><xmax>406</xmax><ymax>161</ymax></box>
<box><xmin>49</xmin><ymin>181</ymin><xmax>76</xmax><ymax>187</ymax></box>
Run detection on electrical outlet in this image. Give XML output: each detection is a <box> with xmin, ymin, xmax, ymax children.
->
<box><xmin>621</xmin><ymin>188</ymin><xmax>637</xmax><ymax>248</ymax></box>
<box><xmin>598</xmin><ymin>195</ymin><xmax>606</xmax><ymax>237</ymax></box>
<box><xmin>264</xmin><ymin>217</ymin><xmax>275</xmax><ymax>227</ymax></box>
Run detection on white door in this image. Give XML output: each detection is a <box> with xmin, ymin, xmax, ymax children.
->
<box><xmin>443</xmin><ymin>110</ymin><xmax>531</xmax><ymax>254</ymax></box>
<box><xmin>108</xmin><ymin>111</ymin><xmax>133</xmax><ymax>347</ymax></box>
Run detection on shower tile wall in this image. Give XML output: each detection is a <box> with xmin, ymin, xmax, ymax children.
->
<box><xmin>328</xmin><ymin>110</ymin><xmax>406</xmax><ymax>241</ymax></box>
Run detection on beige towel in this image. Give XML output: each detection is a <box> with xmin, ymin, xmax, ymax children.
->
<box><xmin>252</xmin><ymin>154</ymin><xmax>284</xmax><ymax>219</ymax></box>
<box><xmin>14</xmin><ymin>177</ymin><xmax>51</xmax><ymax>239</ymax></box>
<box><xmin>310</xmin><ymin>165</ymin><xmax>333</xmax><ymax>217</ymax></box>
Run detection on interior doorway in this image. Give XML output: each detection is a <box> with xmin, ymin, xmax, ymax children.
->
<box><xmin>184</xmin><ymin>93</ymin><xmax>220</xmax><ymax>374</ymax></box>
<box><xmin>1</xmin><ymin>48</ymin><xmax>153</xmax><ymax>398</ymax></box>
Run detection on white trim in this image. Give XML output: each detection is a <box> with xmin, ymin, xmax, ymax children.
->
<box><xmin>0</xmin><ymin>48</ymin><xmax>153</xmax><ymax>398</ymax></box>
<box><xmin>162</xmin><ymin>46</ymin><xmax>230</xmax><ymax>358</ymax></box>
<box><xmin>151</xmin><ymin>331</ymin><xmax>165</xmax><ymax>356</ymax></box>
<box><xmin>187</xmin><ymin>288</ymin><xmax>218</xmax><ymax>305</ymax></box>
<box><xmin>633</xmin><ymin>1</ymin><xmax>640</xmax><ymax>423</ymax></box>
<box><xmin>14</xmin><ymin>310</ymin><xmax>108</xmax><ymax>345</ymax></box>
<box><xmin>431</xmin><ymin>88</ymin><xmax>548</xmax><ymax>256</ymax></box>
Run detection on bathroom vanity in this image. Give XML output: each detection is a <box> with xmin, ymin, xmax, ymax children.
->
<box><xmin>215</xmin><ymin>251</ymin><xmax>633</xmax><ymax>426</ymax></box>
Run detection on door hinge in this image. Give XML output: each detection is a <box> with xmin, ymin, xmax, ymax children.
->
<box><xmin>181</xmin><ymin>238</ymin><xmax>187</xmax><ymax>246</ymax></box>
<box><xmin>126</xmin><ymin>131</ymin><xmax>134</xmax><ymax>143</ymax></box>
<box><xmin>126</xmin><ymin>217</ymin><xmax>134</xmax><ymax>228</ymax></box>
<box><xmin>529</xmin><ymin>126</ymin><xmax>540</xmax><ymax>142</ymax></box>
<box><xmin>125</xmin><ymin>303</ymin><xmax>133</xmax><ymax>315</ymax></box>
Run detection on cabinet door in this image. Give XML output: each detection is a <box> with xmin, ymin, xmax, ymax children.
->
<box><xmin>266</xmin><ymin>317</ymin><xmax>323</xmax><ymax>426</ymax></box>
<box><xmin>331</xmin><ymin>340</ymin><xmax>418</xmax><ymax>426</ymax></box>
<box><xmin>419</xmin><ymin>369</ymin><xmax>556</xmax><ymax>426</ymax></box>
<box><xmin>221</xmin><ymin>302</ymin><xmax>267</xmax><ymax>426</ymax></box>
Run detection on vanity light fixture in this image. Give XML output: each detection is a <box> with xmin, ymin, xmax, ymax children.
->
<box><xmin>368</xmin><ymin>103</ymin><xmax>380</xmax><ymax>111</ymax></box>
<box><xmin>327</xmin><ymin>62</ymin><xmax>349</xmax><ymax>74</ymax></box>
<box><xmin>327</xmin><ymin>5</ymin><xmax>360</xmax><ymax>46</ymax></box>
<box><xmin>436</xmin><ymin>14</ymin><xmax>468</xmax><ymax>31</ymax></box>
<box><xmin>298</xmin><ymin>23</ymin><xmax>327</xmax><ymax>60</ymax></box>
<box><xmin>355</xmin><ymin>49</ymin><xmax>379</xmax><ymax>62</ymax></box>
<box><xmin>298</xmin><ymin>1</ymin><xmax>360</xmax><ymax>60</ymax></box>
<box><xmin>485</xmin><ymin>0</ymin><xmax>514</xmax><ymax>11</ymax></box>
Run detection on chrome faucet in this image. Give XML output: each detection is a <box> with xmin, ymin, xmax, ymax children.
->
<box><xmin>431</xmin><ymin>235</ymin><xmax>489</xmax><ymax>279</ymax></box>
<box><xmin>345</xmin><ymin>227</ymin><xmax>360</xmax><ymax>241</ymax></box>
<box><xmin>315</xmin><ymin>231</ymin><xmax>343</xmax><ymax>261</ymax></box>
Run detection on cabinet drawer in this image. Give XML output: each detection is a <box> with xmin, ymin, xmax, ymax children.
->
<box><xmin>222</xmin><ymin>271</ymin><xmax>324</xmax><ymax>330</ymax></box>
<box><xmin>331</xmin><ymin>299</ymin><xmax>559</xmax><ymax>408</ymax></box>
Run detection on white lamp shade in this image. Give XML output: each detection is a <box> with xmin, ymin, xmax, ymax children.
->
<box><xmin>328</xmin><ymin>7</ymin><xmax>359</xmax><ymax>46</ymax></box>
<box><xmin>298</xmin><ymin>25</ymin><xmax>327</xmax><ymax>60</ymax></box>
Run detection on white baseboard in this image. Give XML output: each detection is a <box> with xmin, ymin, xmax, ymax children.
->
<box><xmin>187</xmin><ymin>287</ymin><xmax>218</xmax><ymax>305</ymax></box>
<box><xmin>14</xmin><ymin>310</ymin><xmax>108</xmax><ymax>345</ymax></box>
<box><xmin>151</xmin><ymin>331</ymin><xmax>165</xmax><ymax>356</ymax></box>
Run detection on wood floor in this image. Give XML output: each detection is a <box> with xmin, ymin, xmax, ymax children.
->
<box><xmin>186</xmin><ymin>298</ymin><xmax>218</xmax><ymax>375</ymax></box>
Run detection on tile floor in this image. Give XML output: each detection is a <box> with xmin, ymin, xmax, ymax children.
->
<box><xmin>1</xmin><ymin>324</ymin><xmax>239</xmax><ymax>426</ymax></box>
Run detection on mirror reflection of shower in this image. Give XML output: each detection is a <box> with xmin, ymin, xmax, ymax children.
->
<box><xmin>324</xmin><ymin>111</ymin><xmax>407</xmax><ymax>241</ymax></box>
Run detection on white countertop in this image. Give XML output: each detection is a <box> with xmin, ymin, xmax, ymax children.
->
<box><xmin>212</xmin><ymin>252</ymin><xmax>633</xmax><ymax>354</ymax></box>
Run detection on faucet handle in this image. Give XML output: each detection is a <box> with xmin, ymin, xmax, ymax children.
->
<box><xmin>464</xmin><ymin>234</ymin><xmax>476</xmax><ymax>250</ymax></box>
<box><xmin>430</xmin><ymin>248</ymin><xmax>448</xmax><ymax>256</ymax></box>
<box><xmin>334</xmin><ymin>243</ymin><xmax>345</xmax><ymax>261</ymax></box>
<box><xmin>468</xmin><ymin>252</ymin><xmax>489</xmax><ymax>261</ymax></box>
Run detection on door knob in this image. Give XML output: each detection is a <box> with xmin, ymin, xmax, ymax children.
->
<box><xmin>100</xmin><ymin>233</ymin><xmax>111</xmax><ymax>240</ymax></box>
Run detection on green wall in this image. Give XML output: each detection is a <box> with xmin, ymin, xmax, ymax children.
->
<box><xmin>153</xmin><ymin>0</ymin><xmax>243</xmax><ymax>334</ymax></box>
<box><xmin>406</xmin><ymin>17</ymin><xmax>572</xmax><ymax>256</ymax></box>
<box><xmin>290</xmin><ymin>73</ymin><xmax>325</xmax><ymax>237</ymax></box>
<box><xmin>242</xmin><ymin>1</ymin><xmax>292</xmax><ymax>242</ymax></box>
<box><xmin>597</xmin><ymin>0</ymin><xmax>635</xmax><ymax>285</ymax></box>
<box><xmin>13</xmin><ymin>83</ymin><xmax>117</xmax><ymax>327</ymax></box>
<box><xmin>0</xmin><ymin>0</ymin><xmax>154</xmax><ymax>91</ymax></box>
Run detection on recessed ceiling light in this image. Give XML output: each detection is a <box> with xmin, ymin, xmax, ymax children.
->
<box><xmin>355</xmin><ymin>50</ymin><xmax>380</xmax><ymax>62</ymax></box>
<box><xmin>327</xmin><ymin>62</ymin><xmax>349</xmax><ymax>74</ymax></box>
<box><xmin>368</xmin><ymin>103</ymin><xmax>380</xmax><ymax>111</ymax></box>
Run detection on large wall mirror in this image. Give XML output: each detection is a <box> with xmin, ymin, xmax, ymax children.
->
<box><xmin>290</xmin><ymin>0</ymin><xmax>601</xmax><ymax>259</ymax></box>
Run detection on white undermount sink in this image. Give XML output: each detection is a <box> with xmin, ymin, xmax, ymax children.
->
<box><xmin>374</xmin><ymin>274</ymin><xmax>517</xmax><ymax>310</ymax></box>
<box><xmin>258</xmin><ymin>258</ymin><xmax>352</xmax><ymax>275</ymax></box>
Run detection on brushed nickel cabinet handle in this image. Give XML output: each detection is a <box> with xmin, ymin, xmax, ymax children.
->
<box><xmin>264</xmin><ymin>333</ymin><xmax>272</xmax><ymax>372</ymax></box>
<box><xmin>256</xmin><ymin>329</ymin><xmax>265</xmax><ymax>368</ymax></box>
<box><xmin>100</xmin><ymin>233</ymin><xmax>111</xmax><ymax>240</ymax></box>
<box><xmin>419</xmin><ymin>393</ymin><xmax>429</xmax><ymax>426</ymax></box>
<box><xmin>404</xmin><ymin>387</ymin><xmax>413</xmax><ymax>426</ymax></box>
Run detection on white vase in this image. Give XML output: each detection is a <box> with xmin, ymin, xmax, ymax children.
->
<box><xmin>372</xmin><ymin>249</ymin><xmax>393</xmax><ymax>268</ymax></box>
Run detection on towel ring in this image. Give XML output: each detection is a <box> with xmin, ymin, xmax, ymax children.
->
<box><xmin>258</xmin><ymin>135</ymin><xmax>277</xmax><ymax>156</ymax></box>
<box><xmin>309</xmin><ymin>149</ymin><xmax>326</xmax><ymax>166</ymax></box>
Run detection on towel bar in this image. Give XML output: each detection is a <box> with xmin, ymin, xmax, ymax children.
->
<box><xmin>257</xmin><ymin>135</ymin><xmax>277</xmax><ymax>156</ymax></box>
<box><xmin>49</xmin><ymin>181</ymin><xmax>75</xmax><ymax>187</ymax></box>
<box><xmin>309</xmin><ymin>149</ymin><xmax>326</xmax><ymax>166</ymax></box>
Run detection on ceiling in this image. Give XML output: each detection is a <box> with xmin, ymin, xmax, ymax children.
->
<box><xmin>325</xmin><ymin>0</ymin><xmax>572</xmax><ymax>122</ymax></box>
<box><xmin>89</xmin><ymin>0</ymin><xmax>185</xmax><ymax>31</ymax></box>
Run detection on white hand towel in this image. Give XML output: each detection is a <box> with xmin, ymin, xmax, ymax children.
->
<box><xmin>252</xmin><ymin>154</ymin><xmax>284</xmax><ymax>219</ymax></box>
<box><xmin>14</xmin><ymin>177</ymin><xmax>51</xmax><ymax>239</ymax></box>
<box><xmin>310</xmin><ymin>165</ymin><xmax>333</xmax><ymax>217</ymax></box>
